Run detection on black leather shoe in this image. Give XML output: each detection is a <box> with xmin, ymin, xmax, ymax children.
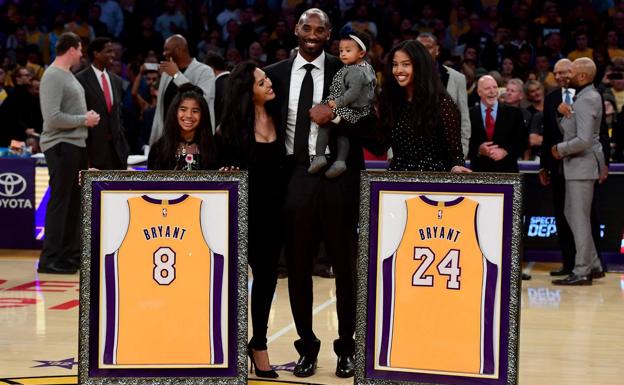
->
<box><xmin>335</xmin><ymin>354</ymin><xmax>355</xmax><ymax>378</ymax></box>
<box><xmin>550</xmin><ymin>269</ymin><xmax>573</xmax><ymax>276</ymax></box>
<box><xmin>521</xmin><ymin>273</ymin><xmax>531</xmax><ymax>280</ymax></box>
<box><xmin>293</xmin><ymin>355</ymin><xmax>317</xmax><ymax>377</ymax></box>
<box><xmin>591</xmin><ymin>270</ymin><xmax>605</xmax><ymax>279</ymax></box>
<box><xmin>313</xmin><ymin>265</ymin><xmax>335</xmax><ymax>278</ymax></box>
<box><xmin>552</xmin><ymin>274</ymin><xmax>592</xmax><ymax>286</ymax></box>
<box><xmin>37</xmin><ymin>261</ymin><xmax>78</xmax><ymax>274</ymax></box>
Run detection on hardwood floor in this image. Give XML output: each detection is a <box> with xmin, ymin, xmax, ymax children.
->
<box><xmin>0</xmin><ymin>253</ymin><xmax>622</xmax><ymax>385</ymax></box>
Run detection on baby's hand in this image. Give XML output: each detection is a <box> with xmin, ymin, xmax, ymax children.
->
<box><xmin>327</xmin><ymin>100</ymin><xmax>337</xmax><ymax>109</ymax></box>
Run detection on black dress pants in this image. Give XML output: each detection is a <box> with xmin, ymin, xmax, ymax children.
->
<box><xmin>39</xmin><ymin>143</ymin><xmax>88</xmax><ymax>267</ymax></box>
<box><xmin>283</xmin><ymin>161</ymin><xmax>357</xmax><ymax>357</ymax></box>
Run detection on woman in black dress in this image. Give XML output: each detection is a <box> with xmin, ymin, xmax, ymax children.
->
<box><xmin>380</xmin><ymin>40</ymin><xmax>470</xmax><ymax>172</ymax></box>
<box><xmin>148</xmin><ymin>84</ymin><xmax>218</xmax><ymax>170</ymax></box>
<box><xmin>217</xmin><ymin>61</ymin><xmax>284</xmax><ymax>378</ymax></box>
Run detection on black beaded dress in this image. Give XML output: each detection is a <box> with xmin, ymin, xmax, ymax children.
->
<box><xmin>388</xmin><ymin>94</ymin><xmax>465</xmax><ymax>171</ymax></box>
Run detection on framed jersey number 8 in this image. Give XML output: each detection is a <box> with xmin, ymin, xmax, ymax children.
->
<box><xmin>412</xmin><ymin>247</ymin><xmax>461</xmax><ymax>289</ymax></box>
<box><xmin>154</xmin><ymin>246</ymin><xmax>176</xmax><ymax>285</ymax></box>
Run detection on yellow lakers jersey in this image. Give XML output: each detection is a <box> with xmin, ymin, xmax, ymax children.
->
<box><xmin>101</xmin><ymin>194</ymin><xmax>224</xmax><ymax>366</ymax></box>
<box><xmin>378</xmin><ymin>196</ymin><xmax>497</xmax><ymax>374</ymax></box>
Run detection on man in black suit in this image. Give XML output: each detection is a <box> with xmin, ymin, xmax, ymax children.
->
<box><xmin>468</xmin><ymin>75</ymin><xmax>527</xmax><ymax>173</ymax></box>
<box><xmin>204</xmin><ymin>52</ymin><xmax>229</xmax><ymax>128</ymax></box>
<box><xmin>76</xmin><ymin>37</ymin><xmax>129</xmax><ymax>169</ymax></box>
<box><xmin>539</xmin><ymin>58</ymin><xmax>577</xmax><ymax>276</ymax></box>
<box><xmin>264</xmin><ymin>8</ymin><xmax>378</xmax><ymax>379</ymax></box>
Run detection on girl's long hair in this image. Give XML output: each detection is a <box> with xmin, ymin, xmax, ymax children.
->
<box><xmin>379</xmin><ymin>40</ymin><xmax>445</xmax><ymax>136</ymax></box>
<box><xmin>150</xmin><ymin>83</ymin><xmax>217</xmax><ymax>169</ymax></box>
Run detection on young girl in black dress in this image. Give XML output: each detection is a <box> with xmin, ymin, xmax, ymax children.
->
<box><xmin>148</xmin><ymin>84</ymin><xmax>218</xmax><ymax>170</ymax></box>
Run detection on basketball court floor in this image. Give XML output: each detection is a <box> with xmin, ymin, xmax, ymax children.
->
<box><xmin>1</xmin><ymin>250</ymin><xmax>622</xmax><ymax>385</ymax></box>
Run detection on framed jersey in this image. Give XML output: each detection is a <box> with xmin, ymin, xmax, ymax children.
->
<box><xmin>78</xmin><ymin>171</ymin><xmax>248</xmax><ymax>385</ymax></box>
<box><xmin>356</xmin><ymin>172</ymin><xmax>523</xmax><ymax>385</ymax></box>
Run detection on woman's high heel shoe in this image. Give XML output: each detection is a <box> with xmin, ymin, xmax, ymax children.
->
<box><xmin>248</xmin><ymin>347</ymin><xmax>279</xmax><ymax>378</ymax></box>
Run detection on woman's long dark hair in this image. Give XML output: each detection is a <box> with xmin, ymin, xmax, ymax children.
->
<box><xmin>218</xmin><ymin>61</ymin><xmax>280</xmax><ymax>168</ymax></box>
<box><xmin>379</xmin><ymin>40</ymin><xmax>445</xmax><ymax>136</ymax></box>
<box><xmin>150</xmin><ymin>83</ymin><xmax>217</xmax><ymax>169</ymax></box>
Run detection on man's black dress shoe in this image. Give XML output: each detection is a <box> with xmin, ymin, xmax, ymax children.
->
<box><xmin>293</xmin><ymin>355</ymin><xmax>317</xmax><ymax>377</ymax></box>
<box><xmin>550</xmin><ymin>269</ymin><xmax>573</xmax><ymax>276</ymax></box>
<box><xmin>335</xmin><ymin>354</ymin><xmax>355</xmax><ymax>378</ymax></box>
<box><xmin>521</xmin><ymin>273</ymin><xmax>531</xmax><ymax>280</ymax></box>
<box><xmin>591</xmin><ymin>270</ymin><xmax>605</xmax><ymax>279</ymax></box>
<box><xmin>313</xmin><ymin>266</ymin><xmax>335</xmax><ymax>278</ymax></box>
<box><xmin>37</xmin><ymin>261</ymin><xmax>78</xmax><ymax>274</ymax></box>
<box><xmin>552</xmin><ymin>274</ymin><xmax>592</xmax><ymax>286</ymax></box>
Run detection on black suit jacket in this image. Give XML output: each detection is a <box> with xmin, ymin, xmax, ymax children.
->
<box><xmin>541</xmin><ymin>88</ymin><xmax>564</xmax><ymax>173</ymax></box>
<box><xmin>264</xmin><ymin>53</ymin><xmax>380</xmax><ymax>170</ymax></box>
<box><xmin>468</xmin><ymin>103</ymin><xmax>527</xmax><ymax>172</ymax></box>
<box><xmin>76</xmin><ymin>66</ymin><xmax>129</xmax><ymax>169</ymax></box>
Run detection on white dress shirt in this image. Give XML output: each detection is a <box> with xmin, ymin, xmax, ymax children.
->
<box><xmin>92</xmin><ymin>65</ymin><xmax>114</xmax><ymax>105</ymax></box>
<box><xmin>561</xmin><ymin>87</ymin><xmax>576</xmax><ymax>104</ymax></box>
<box><xmin>286</xmin><ymin>52</ymin><xmax>328</xmax><ymax>156</ymax></box>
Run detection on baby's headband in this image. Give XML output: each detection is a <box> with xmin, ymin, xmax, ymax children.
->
<box><xmin>349</xmin><ymin>34</ymin><xmax>367</xmax><ymax>51</ymax></box>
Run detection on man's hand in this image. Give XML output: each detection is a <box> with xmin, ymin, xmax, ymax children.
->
<box><xmin>551</xmin><ymin>144</ymin><xmax>562</xmax><ymax>160</ymax></box>
<box><xmin>327</xmin><ymin>100</ymin><xmax>337</xmax><ymax>109</ymax></box>
<box><xmin>451</xmin><ymin>165</ymin><xmax>472</xmax><ymax>173</ymax></box>
<box><xmin>309</xmin><ymin>104</ymin><xmax>334</xmax><ymax>125</ymax></box>
<box><xmin>160</xmin><ymin>57</ymin><xmax>179</xmax><ymax>77</ymax></box>
<box><xmin>557</xmin><ymin>102</ymin><xmax>573</xmax><ymax>118</ymax></box>
<box><xmin>490</xmin><ymin>147</ymin><xmax>508</xmax><ymax>161</ymax></box>
<box><xmin>538</xmin><ymin>168</ymin><xmax>551</xmax><ymax>186</ymax></box>
<box><xmin>85</xmin><ymin>110</ymin><xmax>100</xmax><ymax>127</ymax></box>
<box><xmin>599</xmin><ymin>164</ymin><xmax>608</xmax><ymax>184</ymax></box>
<box><xmin>478</xmin><ymin>141</ymin><xmax>497</xmax><ymax>157</ymax></box>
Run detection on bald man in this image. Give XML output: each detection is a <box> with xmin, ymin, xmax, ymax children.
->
<box><xmin>551</xmin><ymin>58</ymin><xmax>605</xmax><ymax>286</ymax></box>
<box><xmin>149</xmin><ymin>34</ymin><xmax>216</xmax><ymax>144</ymax></box>
<box><xmin>468</xmin><ymin>75</ymin><xmax>527</xmax><ymax>172</ymax></box>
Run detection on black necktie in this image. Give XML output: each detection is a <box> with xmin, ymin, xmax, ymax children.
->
<box><xmin>294</xmin><ymin>63</ymin><xmax>315</xmax><ymax>163</ymax></box>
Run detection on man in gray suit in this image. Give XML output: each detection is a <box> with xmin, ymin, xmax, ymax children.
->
<box><xmin>417</xmin><ymin>33</ymin><xmax>471</xmax><ymax>157</ymax></box>
<box><xmin>551</xmin><ymin>58</ymin><xmax>605</xmax><ymax>286</ymax></box>
<box><xmin>149</xmin><ymin>34</ymin><xmax>215</xmax><ymax>144</ymax></box>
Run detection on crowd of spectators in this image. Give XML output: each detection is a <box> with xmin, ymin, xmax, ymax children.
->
<box><xmin>0</xmin><ymin>0</ymin><xmax>623</xmax><ymax>161</ymax></box>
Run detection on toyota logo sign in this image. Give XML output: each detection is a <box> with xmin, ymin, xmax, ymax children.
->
<box><xmin>0</xmin><ymin>173</ymin><xmax>27</xmax><ymax>197</ymax></box>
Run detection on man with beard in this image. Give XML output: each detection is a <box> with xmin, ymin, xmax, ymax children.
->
<box><xmin>551</xmin><ymin>58</ymin><xmax>605</xmax><ymax>286</ymax></box>
<box><xmin>264</xmin><ymin>8</ymin><xmax>379</xmax><ymax>379</ymax></box>
<box><xmin>76</xmin><ymin>37</ymin><xmax>129</xmax><ymax>169</ymax></box>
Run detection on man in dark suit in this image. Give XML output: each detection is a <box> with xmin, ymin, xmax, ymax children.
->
<box><xmin>539</xmin><ymin>58</ymin><xmax>577</xmax><ymax>276</ymax></box>
<box><xmin>468</xmin><ymin>75</ymin><xmax>527</xmax><ymax>173</ymax></box>
<box><xmin>204</xmin><ymin>52</ymin><xmax>229</xmax><ymax>128</ymax></box>
<box><xmin>264</xmin><ymin>8</ymin><xmax>378</xmax><ymax>379</ymax></box>
<box><xmin>76</xmin><ymin>37</ymin><xmax>129</xmax><ymax>169</ymax></box>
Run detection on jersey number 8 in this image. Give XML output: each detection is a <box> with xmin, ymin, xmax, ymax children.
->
<box><xmin>153</xmin><ymin>246</ymin><xmax>176</xmax><ymax>285</ymax></box>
